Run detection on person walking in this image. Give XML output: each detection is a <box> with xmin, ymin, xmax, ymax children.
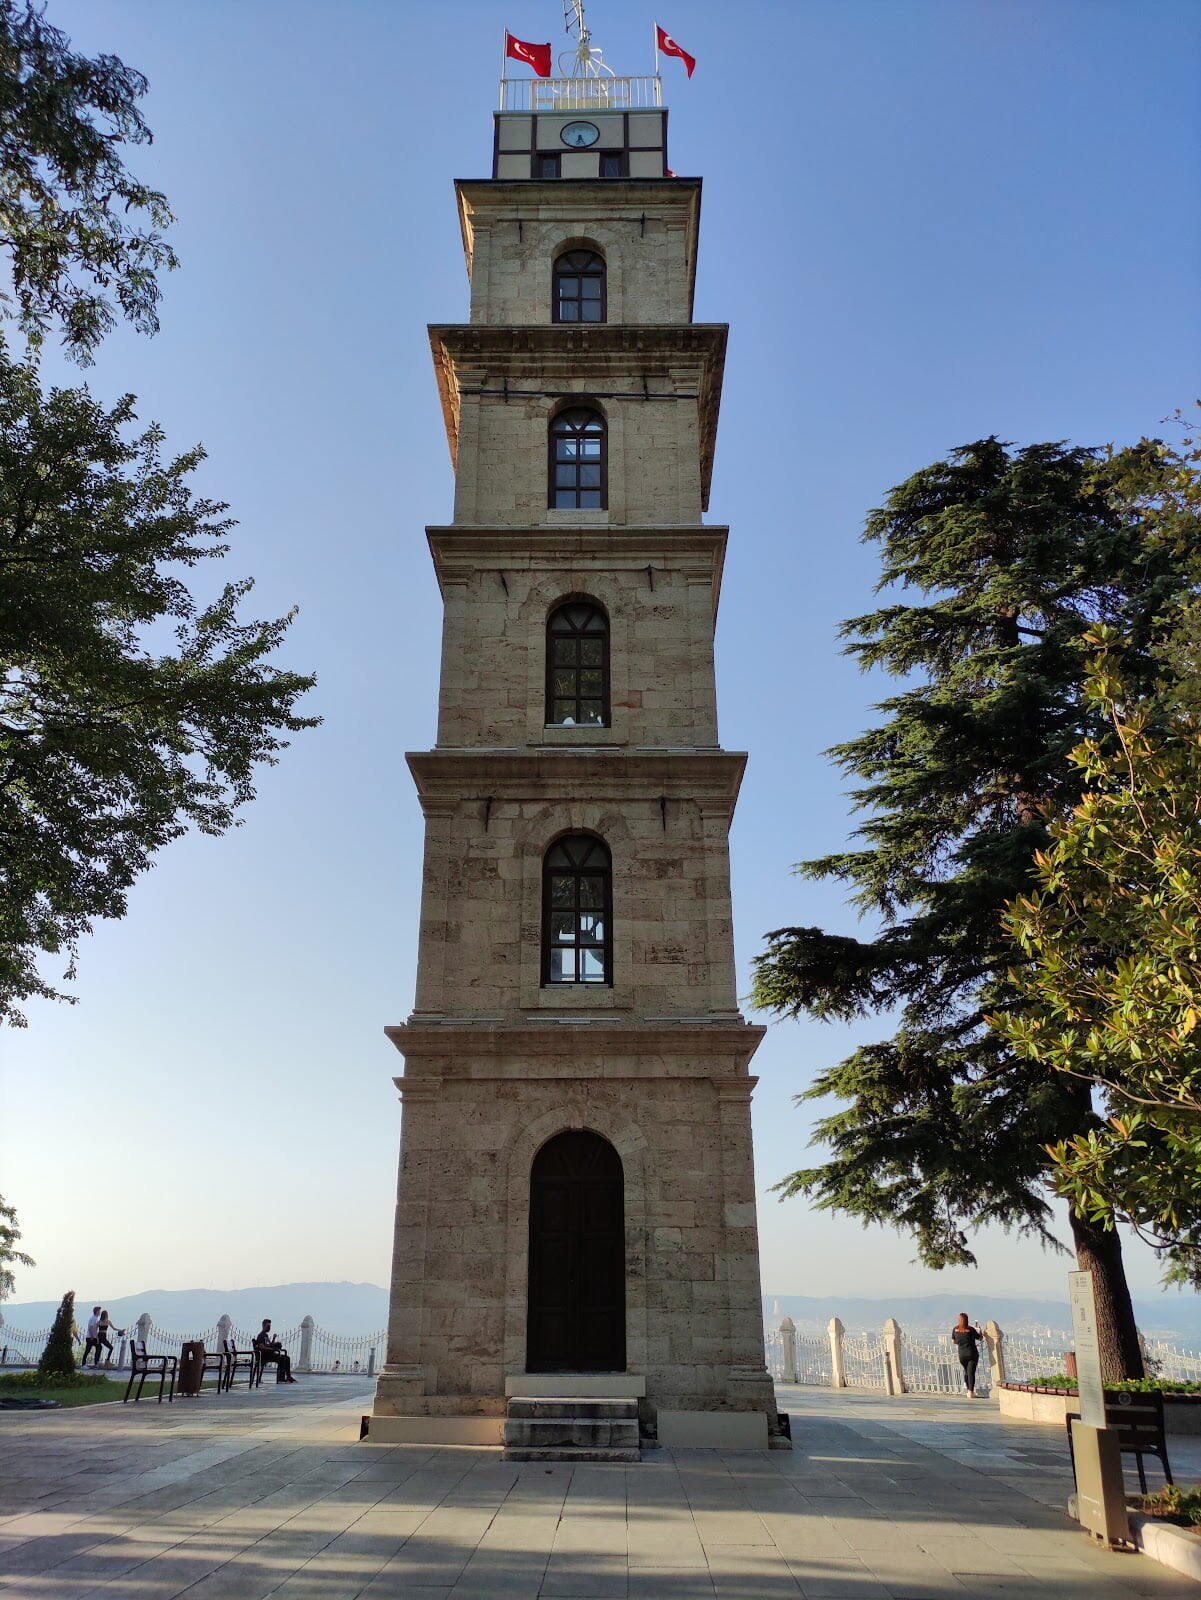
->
<box><xmin>951</xmin><ymin>1313</ymin><xmax>985</xmax><ymax>1396</ymax></box>
<box><xmin>95</xmin><ymin>1310</ymin><xmax>124</xmax><ymax>1366</ymax></box>
<box><xmin>252</xmin><ymin>1320</ymin><xmax>295</xmax><ymax>1383</ymax></box>
<box><xmin>82</xmin><ymin>1307</ymin><xmax>102</xmax><ymax>1367</ymax></box>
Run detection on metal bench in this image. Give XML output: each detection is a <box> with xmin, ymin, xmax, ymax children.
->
<box><xmin>123</xmin><ymin>1340</ymin><xmax>177</xmax><ymax>1404</ymax></box>
<box><xmin>1067</xmin><ymin>1391</ymin><xmax>1173</xmax><ymax>1493</ymax></box>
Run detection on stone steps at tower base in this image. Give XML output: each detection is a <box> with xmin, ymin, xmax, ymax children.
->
<box><xmin>504</xmin><ymin>1445</ymin><xmax>642</xmax><ymax>1462</ymax></box>
<box><xmin>502</xmin><ymin>1396</ymin><xmax>642</xmax><ymax>1462</ymax></box>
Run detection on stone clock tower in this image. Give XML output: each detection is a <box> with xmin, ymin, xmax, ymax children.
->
<box><xmin>369</xmin><ymin>66</ymin><xmax>783</xmax><ymax>1454</ymax></box>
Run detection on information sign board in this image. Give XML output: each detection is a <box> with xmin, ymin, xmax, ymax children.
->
<box><xmin>1068</xmin><ymin>1270</ymin><xmax>1106</xmax><ymax>1428</ymax></box>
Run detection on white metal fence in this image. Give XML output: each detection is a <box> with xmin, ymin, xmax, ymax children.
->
<box><xmin>901</xmin><ymin>1331</ymin><xmax>988</xmax><ymax>1396</ymax></box>
<box><xmin>998</xmin><ymin>1335</ymin><xmax>1074</xmax><ymax>1385</ymax></box>
<box><xmin>842</xmin><ymin>1329</ymin><xmax>889</xmax><ymax>1390</ymax></box>
<box><xmin>766</xmin><ymin>1317</ymin><xmax>1201</xmax><ymax>1398</ymax></box>
<box><xmin>1145</xmin><ymin>1340</ymin><xmax>1201</xmax><ymax>1386</ymax></box>
<box><xmin>498</xmin><ymin>74</ymin><xmax>663</xmax><ymax>111</ymax></box>
<box><xmin>0</xmin><ymin>1312</ymin><xmax>383</xmax><ymax>1376</ymax></box>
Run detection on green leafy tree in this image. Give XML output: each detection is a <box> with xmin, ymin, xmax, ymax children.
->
<box><xmin>38</xmin><ymin>1287</ymin><xmax>75</xmax><ymax>1379</ymax></box>
<box><xmin>0</xmin><ymin>0</ymin><xmax>177</xmax><ymax>362</ymax></box>
<box><xmin>0</xmin><ymin>9</ymin><xmax>317</xmax><ymax>1018</ymax></box>
<box><xmin>998</xmin><ymin>633</ymin><xmax>1201</xmax><ymax>1286</ymax></box>
<box><xmin>0</xmin><ymin>1192</ymin><xmax>33</xmax><ymax>1299</ymax></box>
<box><xmin>0</xmin><ymin>356</ymin><xmax>318</xmax><ymax>1023</ymax></box>
<box><xmin>753</xmin><ymin>437</ymin><xmax>1196</xmax><ymax>1379</ymax></box>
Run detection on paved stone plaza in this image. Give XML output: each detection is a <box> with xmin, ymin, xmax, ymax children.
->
<box><xmin>2</xmin><ymin>1378</ymin><xmax>1199</xmax><ymax>1598</ymax></box>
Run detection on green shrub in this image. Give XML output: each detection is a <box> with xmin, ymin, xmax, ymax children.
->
<box><xmin>1138</xmin><ymin>1484</ymin><xmax>1201</xmax><ymax>1526</ymax></box>
<box><xmin>37</xmin><ymin>1290</ymin><xmax>76</xmax><ymax>1381</ymax></box>
<box><xmin>1027</xmin><ymin>1374</ymin><xmax>1201</xmax><ymax>1395</ymax></box>
<box><xmin>0</xmin><ymin>1369</ymin><xmax>107</xmax><ymax>1391</ymax></box>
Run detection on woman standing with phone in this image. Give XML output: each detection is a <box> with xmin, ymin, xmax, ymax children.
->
<box><xmin>952</xmin><ymin>1313</ymin><xmax>984</xmax><ymax>1396</ymax></box>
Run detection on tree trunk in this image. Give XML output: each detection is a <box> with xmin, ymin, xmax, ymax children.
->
<box><xmin>1068</xmin><ymin>1209</ymin><xmax>1144</xmax><ymax>1381</ymax></box>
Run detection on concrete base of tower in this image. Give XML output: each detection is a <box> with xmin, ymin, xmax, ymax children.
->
<box><xmin>657</xmin><ymin>1409</ymin><xmax>768</xmax><ymax>1449</ymax></box>
<box><xmin>368</xmin><ymin>1370</ymin><xmax>787</xmax><ymax>1451</ymax></box>
<box><xmin>365</xmin><ymin>1414</ymin><xmax>504</xmax><ymax>1446</ymax></box>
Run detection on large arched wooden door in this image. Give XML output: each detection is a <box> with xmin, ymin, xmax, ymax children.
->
<box><xmin>526</xmin><ymin>1130</ymin><xmax>626</xmax><ymax>1372</ymax></box>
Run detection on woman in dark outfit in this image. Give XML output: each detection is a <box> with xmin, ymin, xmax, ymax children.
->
<box><xmin>951</xmin><ymin>1312</ymin><xmax>984</xmax><ymax>1396</ymax></box>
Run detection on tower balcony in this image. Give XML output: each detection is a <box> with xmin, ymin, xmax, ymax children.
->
<box><xmin>498</xmin><ymin>74</ymin><xmax>663</xmax><ymax>112</ymax></box>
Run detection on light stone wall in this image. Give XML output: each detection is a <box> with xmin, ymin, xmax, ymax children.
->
<box><xmin>408</xmin><ymin>779</ymin><xmax>740</xmax><ymax>1020</ymax></box>
<box><xmin>433</xmin><ymin>557</ymin><xmax>720</xmax><ymax>749</ymax></box>
<box><xmin>452</xmin><ymin>380</ymin><xmax>705</xmax><ymax>528</ymax></box>
<box><xmin>375</xmin><ymin>1047</ymin><xmax>776</xmax><ymax>1429</ymax></box>
<box><xmin>458</xmin><ymin>181</ymin><xmax>697</xmax><ymax>326</ymax></box>
<box><xmin>376</xmin><ymin>144</ymin><xmax>780</xmax><ymax>1446</ymax></box>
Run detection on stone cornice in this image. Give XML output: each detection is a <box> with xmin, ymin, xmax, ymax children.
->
<box><xmin>425</xmin><ymin>525</ymin><xmax>727</xmax><ymax>616</ymax></box>
<box><xmin>428</xmin><ymin>323</ymin><xmax>726</xmax><ymax>509</ymax></box>
<box><xmin>386</xmin><ymin>1017</ymin><xmax>764</xmax><ymax>1071</ymax></box>
<box><xmin>405</xmin><ymin>748</ymin><xmax>747</xmax><ymax>813</ymax></box>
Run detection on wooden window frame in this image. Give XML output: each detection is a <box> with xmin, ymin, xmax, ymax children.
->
<box><xmin>545</xmin><ymin>600</ymin><xmax>611</xmax><ymax>728</ymax></box>
<box><xmin>541</xmin><ymin>835</ymin><xmax>613</xmax><ymax>986</ymax></box>
<box><xmin>548</xmin><ymin>406</ymin><xmax>608</xmax><ymax>510</ymax></box>
<box><xmin>552</xmin><ymin>249</ymin><xmax>607</xmax><ymax>324</ymax></box>
<box><xmin>536</xmin><ymin>153</ymin><xmax>562</xmax><ymax>179</ymax></box>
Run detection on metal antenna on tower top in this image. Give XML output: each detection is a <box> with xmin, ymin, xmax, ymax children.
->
<box><xmin>560</xmin><ymin>0</ymin><xmax>614</xmax><ymax>78</ymax></box>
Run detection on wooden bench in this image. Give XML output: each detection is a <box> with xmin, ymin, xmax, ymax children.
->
<box><xmin>1067</xmin><ymin>1391</ymin><xmax>1173</xmax><ymax>1493</ymax></box>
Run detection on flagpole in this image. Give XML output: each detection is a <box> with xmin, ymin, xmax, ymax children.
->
<box><xmin>652</xmin><ymin>19</ymin><xmax>660</xmax><ymax>77</ymax></box>
<box><xmin>499</xmin><ymin>28</ymin><xmax>508</xmax><ymax>110</ymax></box>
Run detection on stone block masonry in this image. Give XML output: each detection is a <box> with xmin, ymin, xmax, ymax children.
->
<box><xmin>373</xmin><ymin>97</ymin><xmax>782</xmax><ymax>1450</ymax></box>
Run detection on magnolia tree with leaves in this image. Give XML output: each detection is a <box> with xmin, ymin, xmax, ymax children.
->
<box><xmin>0</xmin><ymin>1193</ymin><xmax>33</xmax><ymax>1299</ymax></box>
<box><xmin>998</xmin><ymin>633</ymin><xmax>1201</xmax><ymax>1287</ymax></box>
<box><xmin>0</xmin><ymin>0</ymin><xmax>177</xmax><ymax>362</ymax></box>
<box><xmin>0</xmin><ymin>362</ymin><xmax>318</xmax><ymax>1021</ymax></box>
<box><xmin>0</xmin><ymin>3</ymin><xmax>318</xmax><ymax>1022</ymax></box>
<box><xmin>753</xmin><ymin>435</ymin><xmax>1198</xmax><ymax>1380</ymax></box>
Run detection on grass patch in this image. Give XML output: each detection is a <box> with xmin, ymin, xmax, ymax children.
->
<box><xmin>0</xmin><ymin>1371</ymin><xmax>129</xmax><ymax>1408</ymax></box>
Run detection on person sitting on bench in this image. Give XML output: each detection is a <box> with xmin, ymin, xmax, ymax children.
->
<box><xmin>252</xmin><ymin>1320</ymin><xmax>295</xmax><ymax>1383</ymax></box>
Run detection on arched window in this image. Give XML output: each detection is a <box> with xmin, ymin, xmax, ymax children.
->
<box><xmin>547</xmin><ymin>601</ymin><xmax>609</xmax><ymax>727</ymax></box>
<box><xmin>543</xmin><ymin>835</ymin><xmax>612</xmax><ymax>985</ymax></box>
<box><xmin>550</xmin><ymin>407</ymin><xmax>606</xmax><ymax>509</ymax></box>
<box><xmin>553</xmin><ymin>249</ymin><xmax>606</xmax><ymax>323</ymax></box>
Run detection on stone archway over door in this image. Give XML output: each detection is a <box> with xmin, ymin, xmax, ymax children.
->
<box><xmin>526</xmin><ymin>1130</ymin><xmax>626</xmax><ymax>1373</ymax></box>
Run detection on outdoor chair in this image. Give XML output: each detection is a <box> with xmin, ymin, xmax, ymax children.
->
<box><xmin>221</xmin><ymin>1341</ymin><xmax>257</xmax><ymax>1391</ymax></box>
<box><xmin>1066</xmin><ymin>1391</ymin><xmax>1173</xmax><ymax>1493</ymax></box>
<box><xmin>200</xmin><ymin>1342</ymin><xmax>230</xmax><ymax>1391</ymax></box>
<box><xmin>124</xmin><ymin>1341</ymin><xmax>177</xmax><ymax>1404</ymax></box>
<box><xmin>250</xmin><ymin>1345</ymin><xmax>290</xmax><ymax>1387</ymax></box>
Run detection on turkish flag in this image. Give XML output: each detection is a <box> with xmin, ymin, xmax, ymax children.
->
<box><xmin>505</xmin><ymin>32</ymin><xmax>553</xmax><ymax>78</ymax></box>
<box><xmin>656</xmin><ymin>24</ymin><xmax>696</xmax><ymax>78</ymax></box>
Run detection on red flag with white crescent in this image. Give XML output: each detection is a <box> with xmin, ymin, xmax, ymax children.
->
<box><xmin>505</xmin><ymin>31</ymin><xmax>553</xmax><ymax>78</ymax></box>
<box><xmin>656</xmin><ymin>23</ymin><xmax>696</xmax><ymax>78</ymax></box>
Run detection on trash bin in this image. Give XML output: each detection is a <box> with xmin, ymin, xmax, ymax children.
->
<box><xmin>178</xmin><ymin>1341</ymin><xmax>205</xmax><ymax>1397</ymax></box>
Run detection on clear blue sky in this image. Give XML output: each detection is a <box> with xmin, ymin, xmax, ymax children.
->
<box><xmin>5</xmin><ymin>0</ymin><xmax>1200</xmax><ymax>1313</ymax></box>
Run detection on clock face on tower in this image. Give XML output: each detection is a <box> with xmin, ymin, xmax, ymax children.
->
<box><xmin>560</xmin><ymin>120</ymin><xmax>600</xmax><ymax>148</ymax></box>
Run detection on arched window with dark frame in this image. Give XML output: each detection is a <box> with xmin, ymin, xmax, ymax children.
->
<box><xmin>550</xmin><ymin>407</ymin><xmax>606</xmax><ymax>509</ymax></box>
<box><xmin>543</xmin><ymin>835</ymin><xmax>612</xmax><ymax>986</ymax></box>
<box><xmin>547</xmin><ymin>601</ymin><xmax>609</xmax><ymax>727</ymax></box>
<box><xmin>553</xmin><ymin>249</ymin><xmax>606</xmax><ymax>323</ymax></box>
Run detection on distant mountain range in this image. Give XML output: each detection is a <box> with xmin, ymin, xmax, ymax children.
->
<box><xmin>760</xmin><ymin>1292</ymin><xmax>1201</xmax><ymax>1341</ymax></box>
<box><xmin>3</xmin><ymin>1279</ymin><xmax>1196</xmax><ymax>1344</ymax></box>
<box><xmin>1</xmin><ymin>1281</ymin><xmax>388</xmax><ymax>1335</ymax></box>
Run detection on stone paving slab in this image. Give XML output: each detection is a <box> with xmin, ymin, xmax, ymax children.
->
<box><xmin>0</xmin><ymin>1378</ymin><xmax>1198</xmax><ymax>1598</ymax></box>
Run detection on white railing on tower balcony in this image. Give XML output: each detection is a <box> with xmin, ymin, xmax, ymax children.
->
<box><xmin>498</xmin><ymin>74</ymin><xmax>663</xmax><ymax>112</ymax></box>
